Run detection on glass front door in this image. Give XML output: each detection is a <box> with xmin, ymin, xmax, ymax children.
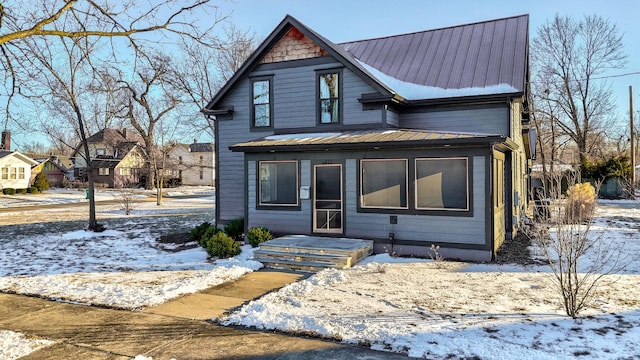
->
<box><xmin>313</xmin><ymin>164</ymin><xmax>343</xmax><ymax>233</ymax></box>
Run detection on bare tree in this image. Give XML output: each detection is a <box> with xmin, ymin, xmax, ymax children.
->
<box><xmin>173</xmin><ymin>24</ymin><xmax>258</xmax><ymax>139</ymax></box>
<box><xmin>113</xmin><ymin>53</ymin><xmax>184</xmax><ymax>204</ymax></box>
<box><xmin>0</xmin><ymin>1</ymin><xmax>221</xmax><ymax>231</ymax></box>
<box><xmin>532</xmin><ymin>14</ymin><xmax>627</xmax><ymax>164</ymax></box>
<box><xmin>530</xmin><ymin>171</ymin><xmax>628</xmax><ymax>317</ymax></box>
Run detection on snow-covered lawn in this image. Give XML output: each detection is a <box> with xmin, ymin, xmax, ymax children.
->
<box><xmin>1</xmin><ymin>191</ymin><xmax>639</xmax><ymax>359</ymax></box>
<box><xmin>222</xmin><ymin>202</ymin><xmax>640</xmax><ymax>359</ymax></box>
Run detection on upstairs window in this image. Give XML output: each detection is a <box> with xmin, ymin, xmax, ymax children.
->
<box><xmin>251</xmin><ymin>77</ymin><xmax>272</xmax><ymax>128</ymax></box>
<box><xmin>317</xmin><ymin>70</ymin><xmax>341</xmax><ymax>124</ymax></box>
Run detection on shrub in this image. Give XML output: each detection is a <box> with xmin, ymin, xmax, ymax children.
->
<box><xmin>27</xmin><ymin>187</ymin><xmax>39</xmax><ymax>194</ymax></box>
<box><xmin>189</xmin><ymin>222</ymin><xmax>221</xmax><ymax>246</ymax></box>
<box><xmin>17</xmin><ymin>188</ymin><xmax>27</xmax><ymax>194</ymax></box>
<box><xmin>224</xmin><ymin>218</ymin><xmax>245</xmax><ymax>242</ymax></box>
<box><xmin>3</xmin><ymin>188</ymin><xmax>16</xmax><ymax>195</ymax></box>
<box><xmin>565</xmin><ymin>182</ymin><xmax>596</xmax><ymax>223</ymax></box>
<box><xmin>32</xmin><ymin>171</ymin><xmax>50</xmax><ymax>192</ymax></box>
<box><xmin>246</xmin><ymin>227</ymin><xmax>273</xmax><ymax>247</ymax></box>
<box><xmin>202</xmin><ymin>231</ymin><xmax>241</xmax><ymax>258</ymax></box>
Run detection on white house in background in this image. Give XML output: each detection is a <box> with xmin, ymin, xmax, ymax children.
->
<box><xmin>167</xmin><ymin>141</ymin><xmax>215</xmax><ymax>186</ymax></box>
<box><xmin>0</xmin><ymin>150</ymin><xmax>38</xmax><ymax>190</ymax></box>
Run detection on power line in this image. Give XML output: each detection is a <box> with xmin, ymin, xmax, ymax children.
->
<box><xmin>530</xmin><ymin>71</ymin><xmax>640</xmax><ymax>84</ymax></box>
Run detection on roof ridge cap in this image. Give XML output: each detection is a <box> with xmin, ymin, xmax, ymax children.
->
<box><xmin>339</xmin><ymin>14</ymin><xmax>529</xmax><ymax>45</ymax></box>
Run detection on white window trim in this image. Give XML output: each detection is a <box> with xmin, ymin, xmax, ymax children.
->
<box><xmin>414</xmin><ymin>157</ymin><xmax>469</xmax><ymax>211</ymax></box>
<box><xmin>258</xmin><ymin>160</ymin><xmax>299</xmax><ymax>207</ymax></box>
<box><xmin>360</xmin><ymin>158</ymin><xmax>409</xmax><ymax>210</ymax></box>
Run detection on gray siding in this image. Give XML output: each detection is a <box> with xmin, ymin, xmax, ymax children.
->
<box><xmin>345</xmin><ymin>156</ymin><xmax>486</xmax><ymax>245</ymax></box>
<box><xmin>247</xmin><ymin>160</ymin><xmax>311</xmax><ymax>234</ymax></box>
<box><xmin>386</xmin><ymin>108</ymin><xmax>400</xmax><ymax>127</ymax></box>
<box><xmin>399</xmin><ymin>105</ymin><xmax>509</xmax><ymax>135</ymax></box>
<box><xmin>217</xmin><ymin>81</ymin><xmax>272</xmax><ymax>223</ymax></box>
<box><xmin>249</xmin><ymin>62</ymin><xmax>383</xmax><ymax>130</ymax></box>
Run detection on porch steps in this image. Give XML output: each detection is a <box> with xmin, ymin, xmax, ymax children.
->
<box><xmin>253</xmin><ymin>235</ymin><xmax>374</xmax><ymax>272</ymax></box>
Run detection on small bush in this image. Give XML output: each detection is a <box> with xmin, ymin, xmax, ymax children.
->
<box><xmin>17</xmin><ymin>188</ymin><xmax>27</xmax><ymax>194</ymax></box>
<box><xmin>189</xmin><ymin>221</ymin><xmax>221</xmax><ymax>246</ymax></box>
<box><xmin>27</xmin><ymin>187</ymin><xmax>39</xmax><ymax>194</ymax></box>
<box><xmin>202</xmin><ymin>231</ymin><xmax>241</xmax><ymax>258</ymax></box>
<box><xmin>3</xmin><ymin>188</ymin><xmax>16</xmax><ymax>195</ymax></box>
<box><xmin>247</xmin><ymin>227</ymin><xmax>273</xmax><ymax>247</ymax></box>
<box><xmin>32</xmin><ymin>171</ymin><xmax>50</xmax><ymax>191</ymax></box>
<box><xmin>565</xmin><ymin>182</ymin><xmax>596</xmax><ymax>223</ymax></box>
<box><xmin>224</xmin><ymin>218</ymin><xmax>245</xmax><ymax>242</ymax></box>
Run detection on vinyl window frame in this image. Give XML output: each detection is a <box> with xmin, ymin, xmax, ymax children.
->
<box><xmin>414</xmin><ymin>157</ymin><xmax>470</xmax><ymax>212</ymax></box>
<box><xmin>257</xmin><ymin>160</ymin><xmax>299</xmax><ymax>208</ymax></box>
<box><xmin>316</xmin><ymin>68</ymin><xmax>343</xmax><ymax>125</ymax></box>
<box><xmin>360</xmin><ymin>159</ymin><xmax>409</xmax><ymax>210</ymax></box>
<box><xmin>250</xmin><ymin>76</ymin><xmax>274</xmax><ymax>130</ymax></box>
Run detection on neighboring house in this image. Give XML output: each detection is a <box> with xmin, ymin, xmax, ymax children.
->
<box><xmin>91</xmin><ymin>142</ymin><xmax>146</xmax><ymax>188</ymax></box>
<box><xmin>72</xmin><ymin>128</ymin><xmax>144</xmax><ymax>180</ymax></box>
<box><xmin>30</xmin><ymin>156</ymin><xmax>72</xmax><ymax>187</ymax></box>
<box><xmin>0</xmin><ymin>150</ymin><xmax>38</xmax><ymax>190</ymax></box>
<box><xmin>166</xmin><ymin>141</ymin><xmax>215</xmax><ymax>186</ymax></box>
<box><xmin>204</xmin><ymin>15</ymin><xmax>532</xmax><ymax>261</ymax></box>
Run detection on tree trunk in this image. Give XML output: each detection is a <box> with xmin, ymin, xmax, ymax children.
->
<box><xmin>75</xmin><ymin>104</ymin><xmax>101</xmax><ymax>231</ymax></box>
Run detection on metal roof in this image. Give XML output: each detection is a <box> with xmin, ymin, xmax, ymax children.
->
<box><xmin>340</xmin><ymin>14</ymin><xmax>528</xmax><ymax>94</ymax></box>
<box><xmin>230</xmin><ymin>129</ymin><xmax>505</xmax><ymax>153</ymax></box>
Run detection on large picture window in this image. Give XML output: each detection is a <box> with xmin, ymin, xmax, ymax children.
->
<box><xmin>415</xmin><ymin>158</ymin><xmax>468</xmax><ymax>211</ymax></box>
<box><xmin>361</xmin><ymin>159</ymin><xmax>408</xmax><ymax>209</ymax></box>
<box><xmin>318</xmin><ymin>70</ymin><xmax>341</xmax><ymax>124</ymax></box>
<box><xmin>259</xmin><ymin>161</ymin><xmax>298</xmax><ymax>206</ymax></box>
<box><xmin>251</xmin><ymin>77</ymin><xmax>272</xmax><ymax>128</ymax></box>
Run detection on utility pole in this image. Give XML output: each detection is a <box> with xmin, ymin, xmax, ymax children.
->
<box><xmin>631</xmin><ymin>86</ymin><xmax>635</xmax><ymax>190</ymax></box>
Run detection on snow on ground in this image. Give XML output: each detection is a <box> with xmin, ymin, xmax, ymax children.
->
<box><xmin>1</xmin><ymin>192</ymin><xmax>640</xmax><ymax>358</ymax></box>
<box><xmin>0</xmin><ymin>330</ymin><xmax>53</xmax><ymax>360</ymax></box>
<box><xmin>223</xmin><ymin>200</ymin><xmax>640</xmax><ymax>359</ymax></box>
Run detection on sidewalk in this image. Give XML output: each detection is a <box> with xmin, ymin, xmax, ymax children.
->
<box><xmin>1</xmin><ymin>270</ymin><xmax>411</xmax><ymax>359</ymax></box>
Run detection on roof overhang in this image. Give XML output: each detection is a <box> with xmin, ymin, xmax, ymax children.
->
<box><xmin>230</xmin><ymin>129</ymin><xmax>507</xmax><ymax>153</ymax></box>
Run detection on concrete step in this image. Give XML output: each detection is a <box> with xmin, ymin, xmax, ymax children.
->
<box><xmin>256</xmin><ymin>258</ymin><xmax>352</xmax><ymax>272</ymax></box>
<box><xmin>254</xmin><ymin>236</ymin><xmax>373</xmax><ymax>272</ymax></box>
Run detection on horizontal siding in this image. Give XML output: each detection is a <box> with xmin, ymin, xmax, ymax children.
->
<box><xmin>249</xmin><ymin>62</ymin><xmax>382</xmax><ymax>130</ymax></box>
<box><xmin>386</xmin><ymin>108</ymin><xmax>400</xmax><ymax>127</ymax></box>
<box><xmin>247</xmin><ymin>160</ymin><xmax>311</xmax><ymax>234</ymax></box>
<box><xmin>345</xmin><ymin>156</ymin><xmax>486</xmax><ymax>245</ymax></box>
<box><xmin>399</xmin><ymin>105</ymin><xmax>509</xmax><ymax>135</ymax></box>
<box><xmin>217</xmin><ymin>79</ymin><xmax>273</xmax><ymax>221</ymax></box>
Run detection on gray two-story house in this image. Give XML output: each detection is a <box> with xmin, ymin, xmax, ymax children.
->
<box><xmin>205</xmin><ymin>14</ymin><xmax>532</xmax><ymax>261</ymax></box>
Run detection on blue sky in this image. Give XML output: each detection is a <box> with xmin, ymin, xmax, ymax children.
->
<box><xmin>10</xmin><ymin>0</ymin><xmax>639</xmax><ymax>150</ymax></box>
<box><xmin>217</xmin><ymin>0</ymin><xmax>639</xmax><ymax>124</ymax></box>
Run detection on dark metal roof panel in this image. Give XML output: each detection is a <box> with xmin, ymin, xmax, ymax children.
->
<box><xmin>339</xmin><ymin>14</ymin><xmax>528</xmax><ymax>95</ymax></box>
<box><xmin>230</xmin><ymin>129</ymin><xmax>504</xmax><ymax>152</ymax></box>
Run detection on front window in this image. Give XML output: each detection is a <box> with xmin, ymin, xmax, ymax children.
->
<box><xmin>120</xmin><ymin>168</ymin><xmax>131</xmax><ymax>176</ymax></box>
<box><xmin>361</xmin><ymin>159</ymin><xmax>408</xmax><ymax>209</ymax></box>
<box><xmin>259</xmin><ymin>161</ymin><xmax>298</xmax><ymax>206</ymax></box>
<box><xmin>415</xmin><ymin>158</ymin><xmax>469</xmax><ymax>211</ymax></box>
<box><xmin>318</xmin><ymin>71</ymin><xmax>340</xmax><ymax>124</ymax></box>
<box><xmin>18</xmin><ymin>168</ymin><xmax>25</xmax><ymax>179</ymax></box>
<box><xmin>1</xmin><ymin>167</ymin><xmax>7</xmax><ymax>179</ymax></box>
<box><xmin>99</xmin><ymin>168</ymin><xmax>110</xmax><ymax>176</ymax></box>
<box><xmin>9</xmin><ymin>167</ymin><xmax>16</xmax><ymax>179</ymax></box>
<box><xmin>251</xmin><ymin>78</ymin><xmax>272</xmax><ymax>128</ymax></box>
